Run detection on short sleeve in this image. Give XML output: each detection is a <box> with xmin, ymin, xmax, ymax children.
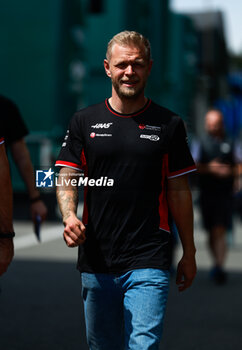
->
<box><xmin>0</xmin><ymin>136</ymin><xmax>4</xmax><ymax>145</ymax></box>
<box><xmin>55</xmin><ymin>113</ymin><xmax>85</xmax><ymax>171</ymax></box>
<box><xmin>167</xmin><ymin>118</ymin><xmax>196</xmax><ymax>178</ymax></box>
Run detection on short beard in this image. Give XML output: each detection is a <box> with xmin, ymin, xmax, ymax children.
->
<box><xmin>112</xmin><ymin>79</ymin><xmax>144</xmax><ymax>100</ymax></box>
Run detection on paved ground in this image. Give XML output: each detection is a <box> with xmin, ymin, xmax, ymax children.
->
<box><xmin>0</xmin><ymin>206</ymin><xmax>242</xmax><ymax>350</ymax></box>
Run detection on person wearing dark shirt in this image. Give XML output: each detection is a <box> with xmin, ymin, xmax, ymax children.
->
<box><xmin>0</xmin><ymin>95</ymin><xmax>47</xmax><ymax>225</ymax></box>
<box><xmin>56</xmin><ymin>31</ymin><xmax>197</xmax><ymax>350</ymax></box>
<box><xmin>0</xmin><ymin>137</ymin><xmax>14</xmax><ymax>275</ymax></box>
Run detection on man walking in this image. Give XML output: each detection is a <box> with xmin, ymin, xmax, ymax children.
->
<box><xmin>56</xmin><ymin>31</ymin><xmax>196</xmax><ymax>350</ymax></box>
<box><xmin>195</xmin><ymin>109</ymin><xmax>239</xmax><ymax>284</ymax></box>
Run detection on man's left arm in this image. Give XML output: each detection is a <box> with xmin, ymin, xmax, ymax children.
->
<box><xmin>167</xmin><ymin>174</ymin><xmax>197</xmax><ymax>292</ymax></box>
<box><xmin>10</xmin><ymin>139</ymin><xmax>47</xmax><ymax>223</ymax></box>
<box><xmin>0</xmin><ymin>144</ymin><xmax>14</xmax><ymax>275</ymax></box>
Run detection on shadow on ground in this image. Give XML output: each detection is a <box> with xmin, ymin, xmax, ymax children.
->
<box><xmin>0</xmin><ymin>260</ymin><xmax>88</xmax><ymax>350</ymax></box>
<box><xmin>1</xmin><ymin>260</ymin><xmax>242</xmax><ymax>350</ymax></box>
<box><xmin>162</xmin><ymin>270</ymin><xmax>242</xmax><ymax>350</ymax></box>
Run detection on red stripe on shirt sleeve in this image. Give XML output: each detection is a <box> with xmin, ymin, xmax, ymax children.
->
<box><xmin>55</xmin><ymin>160</ymin><xmax>82</xmax><ymax>170</ymax></box>
<box><xmin>0</xmin><ymin>137</ymin><xmax>4</xmax><ymax>144</ymax></box>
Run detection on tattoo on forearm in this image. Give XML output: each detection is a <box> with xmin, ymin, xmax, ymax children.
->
<box><xmin>57</xmin><ymin>188</ymin><xmax>78</xmax><ymax>221</ymax></box>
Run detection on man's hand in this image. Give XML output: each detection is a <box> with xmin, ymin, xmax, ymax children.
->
<box><xmin>208</xmin><ymin>160</ymin><xmax>233</xmax><ymax>178</ymax></box>
<box><xmin>63</xmin><ymin>214</ymin><xmax>86</xmax><ymax>247</ymax></box>
<box><xmin>176</xmin><ymin>253</ymin><xmax>197</xmax><ymax>292</ymax></box>
<box><xmin>30</xmin><ymin>200</ymin><xmax>47</xmax><ymax>224</ymax></box>
<box><xmin>0</xmin><ymin>239</ymin><xmax>14</xmax><ymax>276</ymax></box>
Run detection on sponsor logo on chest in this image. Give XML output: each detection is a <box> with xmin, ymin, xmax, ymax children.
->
<box><xmin>139</xmin><ymin>124</ymin><xmax>161</xmax><ymax>131</ymax></box>
<box><xmin>91</xmin><ymin>123</ymin><xmax>113</xmax><ymax>129</ymax></box>
<box><xmin>140</xmin><ymin>134</ymin><xmax>160</xmax><ymax>141</ymax></box>
<box><xmin>90</xmin><ymin>132</ymin><xmax>112</xmax><ymax>138</ymax></box>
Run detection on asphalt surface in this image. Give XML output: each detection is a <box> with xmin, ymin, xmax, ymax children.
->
<box><xmin>1</xmin><ymin>207</ymin><xmax>242</xmax><ymax>350</ymax></box>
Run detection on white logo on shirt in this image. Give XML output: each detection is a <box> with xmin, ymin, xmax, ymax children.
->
<box><xmin>91</xmin><ymin>123</ymin><xmax>113</xmax><ymax>129</ymax></box>
<box><xmin>61</xmin><ymin>130</ymin><xmax>69</xmax><ymax>147</ymax></box>
<box><xmin>140</xmin><ymin>134</ymin><xmax>160</xmax><ymax>141</ymax></box>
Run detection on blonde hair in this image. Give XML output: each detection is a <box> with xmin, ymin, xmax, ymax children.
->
<box><xmin>106</xmin><ymin>31</ymin><xmax>151</xmax><ymax>61</ymax></box>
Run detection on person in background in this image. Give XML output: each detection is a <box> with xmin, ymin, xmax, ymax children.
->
<box><xmin>0</xmin><ymin>137</ymin><xmax>14</xmax><ymax>276</ymax></box>
<box><xmin>0</xmin><ymin>95</ymin><xmax>47</xmax><ymax>225</ymax></box>
<box><xmin>194</xmin><ymin>109</ymin><xmax>240</xmax><ymax>285</ymax></box>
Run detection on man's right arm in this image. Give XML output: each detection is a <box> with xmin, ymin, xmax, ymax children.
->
<box><xmin>0</xmin><ymin>143</ymin><xmax>14</xmax><ymax>275</ymax></box>
<box><xmin>56</xmin><ymin>167</ymin><xmax>86</xmax><ymax>247</ymax></box>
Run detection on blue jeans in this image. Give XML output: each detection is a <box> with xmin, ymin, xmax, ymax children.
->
<box><xmin>81</xmin><ymin>268</ymin><xmax>170</xmax><ymax>350</ymax></box>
